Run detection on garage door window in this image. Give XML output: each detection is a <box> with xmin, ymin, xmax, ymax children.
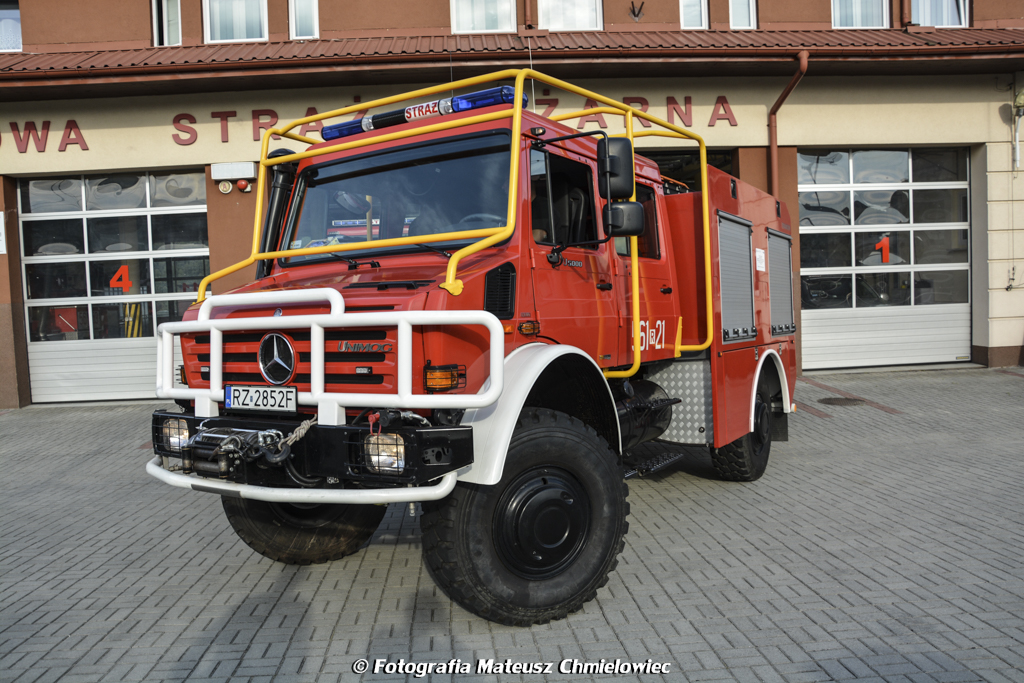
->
<box><xmin>19</xmin><ymin>171</ymin><xmax>208</xmax><ymax>343</ymax></box>
<box><xmin>798</xmin><ymin>148</ymin><xmax>969</xmax><ymax>311</ymax></box>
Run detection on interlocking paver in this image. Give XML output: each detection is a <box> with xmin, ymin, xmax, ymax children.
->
<box><xmin>1</xmin><ymin>368</ymin><xmax>1023</xmax><ymax>682</ymax></box>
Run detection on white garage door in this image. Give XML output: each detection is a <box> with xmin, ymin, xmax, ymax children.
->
<box><xmin>19</xmin><ymin>171</ymin><xmax>207</xmax><ymax>402</ymax></box>
<box><xmin>797</xmin><ymin>148</ymin><xmax>971</xmax><ymax>370</ymax></box>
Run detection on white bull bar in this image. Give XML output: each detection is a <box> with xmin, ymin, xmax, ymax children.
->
<box><xmin>155</xmin><ymin>288</ymin><xmax>505</xmax><ymax>424</ymax></box>
<box><xmin>146</xmin><ymin>457</ymin><xmax>460</xmax><ymax>503</ymax></box>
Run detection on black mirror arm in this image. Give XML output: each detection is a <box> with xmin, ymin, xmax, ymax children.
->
<box><xmin>546</xmin><ymin>233</ymin><xmax>612</xmax><ymax>264</ymax></box>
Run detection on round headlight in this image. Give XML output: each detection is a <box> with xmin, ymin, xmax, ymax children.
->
<box><xmin>364</xmin><ymin>433</ymin><xmax>405</xmax><ymax>474</ymax></box>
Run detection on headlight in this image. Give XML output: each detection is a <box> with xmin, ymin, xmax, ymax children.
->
<box><xmin>364</xmin><ymin>433</ymin><xmax>405</xmax><ymax>474</ymax></box>
<box><xmin>161</xmin><ymin>418</ymin><xmax>190</xmax><ymax>453</ymax></box>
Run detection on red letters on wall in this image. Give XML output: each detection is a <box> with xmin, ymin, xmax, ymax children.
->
<box><xmin>7</xmin><ymin>121</ymin><xmax>89</xmax><ymax>153</ymax></box>
<box><xmin>172</xmin><ymin>114</ymin><xmax>198</xmax><ymax>145</ymax></box>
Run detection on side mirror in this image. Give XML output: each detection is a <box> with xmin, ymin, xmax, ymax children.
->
<box><xmin>597</xmin><ymin>138</ymin><xmax>635</xmax><ymax>200</ymax></box>
<box><xmin>604</xmin><ymin>201</ymin><xmax>645</xmax><ymax>237</ymax></box>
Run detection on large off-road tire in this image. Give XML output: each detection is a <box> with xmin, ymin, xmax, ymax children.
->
<box><xmin>420</xmin><ymin>409</ymin><xmax>628</xmax><ymax>626</ymax></box>
<box><xmin>222</xmin><ymin>497</ymin><xmax>387</xmax><ymax>565</ymax></box>
<box><xmin>711</xmin><ymin>372</ymin><xmax>772</xmax><ymax>482</ymax></box>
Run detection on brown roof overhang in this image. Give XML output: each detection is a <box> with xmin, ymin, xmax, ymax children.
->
<box><xmin>2</xmin><ymin>29</ymin><xmax>1023</xmax><ymax>101</ymax></box>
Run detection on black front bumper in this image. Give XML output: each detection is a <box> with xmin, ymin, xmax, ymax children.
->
<box><xmin>152</xmin><ymin>410</ymin><xmax>473</xmax><ymax>487</ymax></box>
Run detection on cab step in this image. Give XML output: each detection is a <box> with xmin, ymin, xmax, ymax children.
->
<box><xmin>622</xmin><ymin>439</ymin><xmax>697</xmax><ymax>479</ymax></box>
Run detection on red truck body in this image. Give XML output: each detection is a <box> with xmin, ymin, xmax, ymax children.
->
<box><xmin>149</xmin><ymin>72</ymin><xmax>796</xmax><ymax>626</ymax></box>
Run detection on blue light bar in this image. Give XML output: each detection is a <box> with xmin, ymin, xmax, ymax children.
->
<box><xmin>321</xmin><ymin>86</ymin><xmax>528</xmax><ymax>142</ymax></box>
<box><xmin>451</xmin><ymin>86</ymin><xmax>524</xmax><ymax>112</ymax></box>
<box><xmin>322</xmin><ymin>119</ymin><xmax>367</xmax><ymax>141</ymax></box>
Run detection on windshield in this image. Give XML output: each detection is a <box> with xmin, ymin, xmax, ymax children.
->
<box><xmin>281</xmin><ymin>132</ymin><xmax>512</xmax><ymax>264</ymax></box>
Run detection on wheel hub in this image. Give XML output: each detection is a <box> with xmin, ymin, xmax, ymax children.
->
<box><xmin>753</xmin><ymin>396</ymin><xmax>771</xmax><ymax>447</ymax></box>
<box><xmin>494</xmin><ymin>467</ymin><xmax>591</xmax><ymax>579</ymax></box>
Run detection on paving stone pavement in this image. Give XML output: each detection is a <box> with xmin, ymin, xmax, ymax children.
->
<box><xmin>1</xmin><ymin>367</ymin><xmax>1023</xmax><ymax>683</ymax></box>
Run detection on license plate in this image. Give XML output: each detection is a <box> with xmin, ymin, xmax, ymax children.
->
<box><xmin>224</xmin><ymin>385</ymin><xmax>297</xmax><ymax>412</ymax></box>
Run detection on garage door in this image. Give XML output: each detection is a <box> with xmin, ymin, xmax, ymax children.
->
<box><xmin>19</xmin><ymin>171</ymin><xmax>207</xmax><ymax>401</ymax></box>
<box><xmin>797</xmin><ymin>148</ymin><xmax>971</xmax><ymax>370</ymax></box>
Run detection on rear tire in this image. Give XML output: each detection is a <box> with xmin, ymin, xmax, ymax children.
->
<box><xmin>222</xmin><ymin>497</ymin><xmax>387</xmax><ymax>565</ymax></box>
<box><xmin>420</xmin><ymin>409</ymin><xmax>628</xmax><ymax>626</ymax></box>
<box><xmin>711</xmin><ymin>373</ymin><xmax>772</xmax><ymax>482</ymax></box>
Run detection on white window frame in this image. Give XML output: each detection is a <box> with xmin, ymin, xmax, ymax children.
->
<box><xmin>912</xmin><ymin>0</ymin><xmax>967</xmax><ymax>27</ymax></box>
<box><xmin>289</xmin><ymin>0</ymin><xmax>319</xmax><ymax>40</ymax></box>
<box><xmin>679</xmin><ymin>0</ymin><xmax>708</xmax><ymax>29</ymax></box>
<box><xmin>202</xmin><ymin>0</ymin><xmax>269</xmax><ymax>44</ymax></box>
<box><xmin>831</xmin><ymin>0</ymin><xmax>889</xmax><ymax>29</ymax></box>
<box><xmin>17</xmin><ymin>173</ymin><xmax>210</xmax><ymax>346</ymax></box>
<box><xmin>450</xmin><ymin>0</ymin><xmax>517</xmax><ymax>34</ymax></box>
<box><xmin>730</xmin><ymin>0</ymin><xmax>757</xmax><ymax>29</ymax></box>
<box><xmin>152</xmin><ymin>0</ymin><xmax>182</xmax><ymax>47</ymax></box>
<box><xmin>537</xmin><ymin>0</ymin><xmax>603</xmax><ymax>32</ymax></box>
<box><xmin>0</xmin><ymin>2</ymin><xmax>22</xmax><ymax>53</ymax></box>
<box><xmin>797</xmin><ymin>148</ymin><xmax>971</xmax><ymax>310</ymax></box>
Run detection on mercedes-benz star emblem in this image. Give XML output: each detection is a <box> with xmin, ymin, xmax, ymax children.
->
<box><xmin>258</xmin><ymin>333</ymin><xmax>295</xmax><ymax>385</ymax></box>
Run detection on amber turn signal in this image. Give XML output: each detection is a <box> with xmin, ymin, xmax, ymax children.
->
<box><xmin>424</xmin><ymin>364</ymin><xmax>467</xmax><ymax>392</ymax></box>
<box><xmin>517</xmin><ymin>320</ymin><xmax>541</xmax><ymax>336</ymax></box>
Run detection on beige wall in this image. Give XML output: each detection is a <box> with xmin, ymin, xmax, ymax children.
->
<box><xmin>981</xmin><ymin>140</ymin><xmax>1024</xmax><ymax>360</ymax></box>
<box><xmin>4</xmin><ymin>75</ymin><xmax>1012</xmax><ymax>176</ymax></box>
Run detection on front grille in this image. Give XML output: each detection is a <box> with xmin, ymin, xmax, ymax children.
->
<box><xmin>193</xmin><ymin>329</ymin><xmax>387</xmax><ymax>344</ymax></box>
<box><xmin>200</xmin><ymin>369</ymin><xmax>385</xmax><ymax>386</ymax></box>
<box><xmin>295</xmin><ymin>373</ymin><xmax>385</xmax><ymax>385</ymax></box>
<box><xmin>299</xmin><ymin>352</ymin><xmax>385</xmax><ymax>363</ymax></box>
<box><xmin>187</xmin><ymin>326</ymin><xmax>396</xmax><ymax>392</ymax></box>
<box><xmin>197</xmin><ymin>353</ymin><xmax>253</xmax><ymax>363</ymax></box>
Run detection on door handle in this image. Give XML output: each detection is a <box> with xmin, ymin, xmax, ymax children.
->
<box><xmin>660</xmin><ymin>286</ymin><xmax>672</xmax><ymax>294</ymax></box>
<box><xmin>597</xmin><ymin>282</ymin><xmax>613</xmax><ymax>291</ymax></box>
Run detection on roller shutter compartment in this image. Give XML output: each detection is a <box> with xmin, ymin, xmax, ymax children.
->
<box><xmin>717</xmin><ymin>212</ymin><xmax>755</xmax><ymax>344</ymax></box>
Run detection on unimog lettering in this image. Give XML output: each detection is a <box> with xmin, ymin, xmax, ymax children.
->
<box><xmin>340</xmin><ymin>341</ymin><xmax>393</xmax><ymax>353</ymax></box>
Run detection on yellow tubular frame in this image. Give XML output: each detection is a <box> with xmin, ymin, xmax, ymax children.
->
<box><xmin>195</xmin><ymin>69</ymin><xmax>713</xmax><ymax>377</ymax></box>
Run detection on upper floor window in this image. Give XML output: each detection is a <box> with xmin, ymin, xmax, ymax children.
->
<box><xmin>730</xmin><ymin>0</ymin><xmax>756</xmax><ymax>29</ymax></box>
<box><xmin>680</xmin><ymin>0</ymin><xmax>708</xmax><ymax>29</ymax></box>
<box><xmin>912</xmin><ymin>0</ymin><xmax>966</xmax><ymax>27</ymax></box>
<box><xmin>153</xmin><ymin>0</ymin><xmax>182</xmax><ymax>47</ymax></box>
<box><xmin>290</xmin><ymin>0</ymin><xmax>318</xmax><ymax>39</ymax></box>
<box><xmin>204</xmin><ymin>0</ymin><xmax>268</xmax><ymax>43</ymax></box>
<box><xmin>832</xmin><ymin>0</ymin><xmax>888</xmax><ymax>28</ymax></box>
<box><xmin>539</xmin><ymin>0</ymin><xmax>602</xmax><ymax>31</ymax></box>
<box><xmin>0</xmin><ymin>0</ymin><xmax>21</xmax><ymax>52</ymax></box>
<box><xmin>451</xmin><ymin>0</ymin><xmax>515</xmax><ymax>33</ymax></box>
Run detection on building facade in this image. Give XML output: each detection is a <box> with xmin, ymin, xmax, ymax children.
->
<box><xmin>1</xmin><ymin>0</ymin><xmax>1022</xmax><ymax>405</ymax></box>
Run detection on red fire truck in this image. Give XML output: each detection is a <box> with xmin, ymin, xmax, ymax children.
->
<box><xmin>148</xmin><ymin>70</ymin><xmax>797</xmax><ymax>626</ymax></box>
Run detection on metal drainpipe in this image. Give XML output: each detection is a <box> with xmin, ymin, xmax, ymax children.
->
<box><xmin>768</xmin><ymin>50</ymin><xmax>809</xmax><ymax>197</ymax></box>
<box><xmin>901</xmin><ymin>0</ymin><xmax>912</xmax><ymax>27</ymax></box>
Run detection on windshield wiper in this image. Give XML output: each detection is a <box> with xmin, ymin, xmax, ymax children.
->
<box><xmin>329</xmin><ymin>253</ymin><xmax>381</xmax><ymax>270</ymax></box>
<box><xmin>412</xmin><ymin>243</ymin><xmax>452</xmax><ymax>258</ymax></box>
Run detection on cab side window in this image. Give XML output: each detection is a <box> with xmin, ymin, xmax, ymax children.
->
<box><xmin>615</xmin><ymin>183</ymin><xmax>661</xmax><ymax>259</ymax></box>
<box><xmin>530</xmin><ymin>150</ymin><xmax>598</xmax><ymax>248</ymax></box>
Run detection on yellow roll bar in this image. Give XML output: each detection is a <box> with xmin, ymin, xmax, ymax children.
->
<box><xmin>195</xmin><ymin>68</ymin><xmax>713</xmax><ymax>378</ymax></box>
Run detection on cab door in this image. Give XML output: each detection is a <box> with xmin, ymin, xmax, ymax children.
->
<box><xmin>613</xmin><ymin>182</ymin><xmax>678</xmax><ymax>361</ymax></box>
<box><xmin>528</xmin><ymin>147</ymin><xmax>619</xmax><ymax>365</ymax></box>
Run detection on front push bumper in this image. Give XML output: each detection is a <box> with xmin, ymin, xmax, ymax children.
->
<box><xmin>150</xmin><ymin>410</ymin><xmax>473</xmax><ymax>504</ymax></box>
<box><xmin>146</xmin><ymin>457</ymin><xmax>459</xmax><ymax>504</ymax></box>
